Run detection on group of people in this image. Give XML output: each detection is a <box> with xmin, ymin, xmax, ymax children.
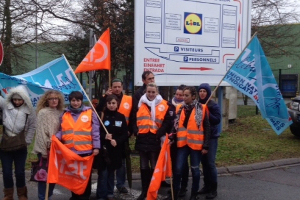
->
<box><xmin>0</xmin><ymin>70</ymin><xmax>221</xmax><ymax>200</ymax></box>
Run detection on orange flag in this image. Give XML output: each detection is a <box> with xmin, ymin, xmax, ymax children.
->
<box><xmin>75</xmin><ymin>28</ymin><xmax>111</xmax><ymax>73</ymax></box>
<box><xmin>147</xmin><ymin>134</ymin><xmax>172</xmax><ymax>200</ymax></box>
<box><xmin>47</xmin><ymin>135</ymin><xmax>94</xmax><ymax>195</ymax></box>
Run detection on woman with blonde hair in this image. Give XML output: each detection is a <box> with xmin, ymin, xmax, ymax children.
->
<box><xmin>33</xmin><ymin>90</ymin><xmax>65</xmax><ymax>200</ymax></box>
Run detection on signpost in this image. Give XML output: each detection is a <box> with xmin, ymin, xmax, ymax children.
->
<box><xmin>0</xmin><ymin>41</ymin><xmax>3</xmax><ymax>66</ymax></box>
<box><xmin>134</xmin><ymin>0</ymin><xmax>252</xmax><ymax>86</ymax></box>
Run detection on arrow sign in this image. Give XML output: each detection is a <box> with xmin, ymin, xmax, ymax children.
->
<box><xmin>180</xmin><ymin>67</ymin><xmax>213</xmax><ymax>71</ymax></box>
<box><xmin>0</xmin><ymin>41</ymin><xmax>3</xmax><ymax>66</ymax></box>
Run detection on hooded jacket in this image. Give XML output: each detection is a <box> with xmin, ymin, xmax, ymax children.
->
<box><xmin>0</xmin><ymin>85</ymin><xmax>36</xmax><ymax>144</ymax></box>
<box><xmin>198</xmin><ymin>83</ymin><xmax>221</xmax><ymax>138</ymax></box>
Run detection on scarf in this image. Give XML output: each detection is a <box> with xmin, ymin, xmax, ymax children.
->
<box><xmin>171</xmin><ymin>97</ymin><xmax>184</xmax><ymax>107</ymax></box>
<box><xmin>173</xmin><ymin>99</ymin><xmax>203</xmax><ymax>133</ymax></box>
<box><xmin>68</xmin><ymin>104</ymin><xmax>83</xmax><ymax>113</ymax></box>
<box><xmin>138</xmin><ymin>93</ymin><xmax>163</xmax><ymax>121</ymax></box>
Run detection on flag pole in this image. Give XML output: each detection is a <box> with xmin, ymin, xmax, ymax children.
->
<box><xmin>63</xmin><ymin>54</ymin><xmax>109</xmax><ymax>135</ymax></box>
<box><xmin>45</xmin><ymin>183</ymin><xmax>49</xmax><ymax>200</ymax></box>
<box><xmin>205</xmin><ymin>32</ymin><xmax>258</xmax><ymax>104</ymax></box>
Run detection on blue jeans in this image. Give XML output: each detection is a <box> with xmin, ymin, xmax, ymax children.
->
<box><xmin>116</xmin><ymin>159</ymin><xmax>126</xmax><ymax>189</ymax></box>
<box><xmin>201</xmin><ymin>138</ymin><xmax>218</xmax><ymax>184</ymax></box>
<box><xmin>173</xmin><ymin>145</ymin><xmax>202</xmax><ymax>194</ymax></box>
<box><xmin>96</xmin><ymin>168</ymin><xmax>115</xmax><ymax>199</ymax></box>
<box><xmin>38</xmin><ymin>182</ymin><xmax>55</xmax><ymax>200</ymax></box>
<box><xmin>0</xmin><ymin>147</ymin><xmax>27</xmax><ymax>188</ymax></box>
<box><xmin>37</xmin><ymin>154</ymin><xmax>55</xmax><ymax>200</ymax></box>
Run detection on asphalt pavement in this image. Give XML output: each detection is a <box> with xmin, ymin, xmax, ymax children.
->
<box><xmin>1</xmin><ymin>158</ymin><xmax>300</xmax><ymax>200</ymax></box>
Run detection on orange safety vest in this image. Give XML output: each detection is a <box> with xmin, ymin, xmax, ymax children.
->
<box><xmin>137</xmin><ymin>100</ymin><xmax>169</xmax><ymax>134</ymax></box>
<box><xmin>177</xmin><ymin>104</ymin><xmax>207</xmax><ymax>150</ymax></box>
<box><xmin>61</xmin><ymin>109</ymin><xmax>93</xmax><ymax>151</ymax></box>
<box><xmin>118</xmin><ymin>95</ymin><xmax>132</xmax><ymax>125</ymax></box>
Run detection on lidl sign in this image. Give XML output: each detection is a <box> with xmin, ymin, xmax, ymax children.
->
<box><xmin>184</xmin><ymin>12</ymin><xmax>202</xmax><ymax>34</ymax></box>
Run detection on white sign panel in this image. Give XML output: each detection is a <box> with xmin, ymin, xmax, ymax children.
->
<box><xmin>134</xmin><ymin>0</ymin><xmax>251</xmax><ymax>86</ymax></box>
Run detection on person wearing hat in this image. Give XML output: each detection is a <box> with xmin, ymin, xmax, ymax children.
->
<box><xmin>96</xmin><ymin>78</ymin><xmax>133</xmax><ymax>194</ymax></box>
<box><xmin>197</xmin><ymin>83</ymin><xmax>221</xmax><ymax>199</ymax></box>
<box><xmin>0</xmin><ymin>85</ymin><xmax>37</xmax><ymax>200</ymax></box>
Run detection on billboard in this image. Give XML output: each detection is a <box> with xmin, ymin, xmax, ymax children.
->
<box><xmin>134</xmin><ymin>0</ymin><xmax>252</xmax><ymax>86</ymax></box>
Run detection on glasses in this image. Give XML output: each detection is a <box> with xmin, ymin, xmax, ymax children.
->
<box><xmin>48</xmin><ymin>98</ymin><xmax>59</xmax><ymax>101</ymax></box>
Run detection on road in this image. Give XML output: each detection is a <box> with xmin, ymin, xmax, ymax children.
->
<box><xmin>2</xmin><ymin>162</ymin><xmax>300</xmax><ymax>200</ymax></box>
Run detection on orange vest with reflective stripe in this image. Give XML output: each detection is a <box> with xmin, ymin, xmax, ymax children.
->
<box><xmin>137</xmin><ymin>100</ymin><xmax>169</xmax><ymax>134</ymax></box>
<box><xmin>118</xmin><ymin>95</ymin><xmax>132</xmax><ymax>125</ymax></box>
<box><xmin>61</xmin><ymin>109</ymin><xmax>93</xmax><ymax>151</ymax></box>
<box><xmin>177</xmin><ymin>105</ymin><xmax>207</xmax><ymax>150</ymax></box>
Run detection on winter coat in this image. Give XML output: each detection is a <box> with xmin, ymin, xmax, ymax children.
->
<box><xmin>96</xmin><ymin>110</ymin><xmax>128</xmax><ymax>170</ymax></box>
<box><xmin>0</xmin><ymin>86</ymin><xmax>36</xmax><ymax>145</ymax></box>
<box><xmin>198</xmin><ymin>83</ymin><xmax>221</xmax><ymax>138</ymax></box>
<box><xmin>135</xmin><ymin>101</ymin><xmax>175</xmax><ymax>152</ymax></box>
<box><xmin>56</xmin><ymin>105</ymin><xmax>100</xmax><ymax>155</ymax></box>
<box><xmin>33</xmin><ymin>107</ymin><xmax>63</xmax><ymax>157</ymax></box>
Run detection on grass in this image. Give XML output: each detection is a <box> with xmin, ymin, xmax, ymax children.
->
<box><xmin>2</xmin><ymin>105</ymin><xmax>300</xmax><ymax>173</ymax></box>
<box><xmin>216</xmin><ymin>105</ymin><xmax>300</xmax><ymax>167</ymax></box>
<box><xmin>129</xmin><ymin>105</ymin><xmax>300</xmax><ymax>172</ymax></box>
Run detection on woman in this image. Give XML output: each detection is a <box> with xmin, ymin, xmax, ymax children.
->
<box><xmin>96</xmin><ymin>94</ymin><xmax>128</xmax><ymax>200</ymax></box>
<box><xmin>166</xmin><ymin>86</ymin><xmax>210</xmax><ymax>200</ymax></box>
<box><xmin>171</xmin><ymin>84</ymin><xmax>185</xmax><ymax>107</ymax></box>
<box><xmin>135</xmin><ymin>83</ymin><xmax>175</xmax><ymax>200</ymax></box>
<box><xmin>169</xmin><ymin>84</ymin><xmax>190</xmax><ymax>198</ymax></box>
<box><xmin>198</xmin><ymin>83</ymin><xmax>221</xmax><ymax>199</ymax></box>
<box><xmin>33</xmin><ymin>90</ymin><xmax>65</xmax><ymax>200</ymax></box>
<box><xmin>56</xmin><ymin>91</ymin><xmax>100</xmax><ymax>200</ymax></box>
<box><xmin>0</xmin><ymin>85</ymin><xmax>36</xmax><ymax>200</ymax></box>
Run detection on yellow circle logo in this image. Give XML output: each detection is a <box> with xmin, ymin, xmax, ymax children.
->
<box><xmin>184</xmin><ymin>13</ymin><xmax>202</xmax><ymax>34</ymax></box>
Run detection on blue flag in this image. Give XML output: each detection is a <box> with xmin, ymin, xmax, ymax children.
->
<box><xmin>0</xmin><ymin>55</ymin><xmax>87</xmax><ymax>107</ymax></box>
<box><xmin>224</xmin><ymin>36</ymin><xmax>292</xmax><ymax>135</ymax></box>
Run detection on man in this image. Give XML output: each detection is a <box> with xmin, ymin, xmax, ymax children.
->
<box><xmin>96</xmin><ymin>78</ymin><xmax>133</xmax><ymax>194</ymax></box>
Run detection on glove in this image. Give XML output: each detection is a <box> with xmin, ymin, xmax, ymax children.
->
<box><xmin>168</xmin><ymin>133</ymin><xmax>176</xmax><ymax>142</ymax></box>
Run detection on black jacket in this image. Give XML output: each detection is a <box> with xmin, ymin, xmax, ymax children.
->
<box><xmin>135</xmin><ymin>101</ymin><xmax>175</xmax><ymax>152</ymax></box>
<box><xmin>95</xmin><ymin>110</ymin><xmax>128</xmax><ymax>170</ymax></box>
<box><xmin>96</xmin><ymin>93</ymin><xmax>135</xmax><ymax>135</ymax></box>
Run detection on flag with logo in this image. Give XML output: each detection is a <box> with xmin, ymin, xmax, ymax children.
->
<box><xmin>75</xmin><ymin>28</ymin><xmax>111</xmax><ymax>73</ymax></box>
<box><xmin>224</xmin><ymin>35</ymin><xmax>292</xmax><ymax>135</ymax></box>
<box><xmin>0</xmin><ymin>55</ymin><xmax>87</xmax><ymax>107</ymax></box>
<box><xmin>47</xmin><ymin>135</ymin><xmax>94</xmax><ymax>195</ymax></box>
<box><xmin>147</xmin><ymin>134</ymin><xmax>172</xmax><ymax>200</ymax></box>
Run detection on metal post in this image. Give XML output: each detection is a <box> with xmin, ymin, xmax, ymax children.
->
<box><xmin>217</xmin><ymin>86</ymin><xmax>223</xmax><ymax>133</ymax></box>
<box><xmin>88</xmin><ymin>29</ymin><xmax>94</xmax><ymax>100</ymax></box>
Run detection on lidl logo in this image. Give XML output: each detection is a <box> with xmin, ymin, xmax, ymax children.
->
<box><xmin>184</xmin><ymin>12</ymin><xmax>202</xmax><ymax>34</ymax></box>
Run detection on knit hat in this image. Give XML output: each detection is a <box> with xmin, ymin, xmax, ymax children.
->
<box><xmin>198</xmin><ymin>83</ymin><xmax>211</xmax><ymax>104</ymax></box>
<box><xmin>12</xmin><ymin>93</ymin><xmax>23</xmax><ymax>100</ymax></box>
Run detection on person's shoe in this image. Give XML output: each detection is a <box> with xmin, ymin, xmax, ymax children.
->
<box><xmin>206</xmin><ymin>182</ymin><xmax>217</xmax><ymax>199</ymax></box>
<box><xmin>118</xmin><ymin>186</ymin><xmax>128</xmax><ymax>193</ymax></box>
<box><xmin>189</xmin><ymin>192</ymin><xmax>198</xmax><ymax>200</ymax></box>
<box><xmin>137</xmin><ymin>191</ymin><xmax>146</xmax><ymax>200</ymax></box>
<box><xmin>161</xmin><ymin>181</ymin><xmax>171</xmax><ymax>187</ymax></box>
<box><xmin>107</xmin><ymin>197</ymin><xmax>116</xmax><ymax>200</ymax></box>
<box><xmin>206</xmin><ymin>190</ymin><xmax>217</xmax><ymax>199</ymax></box>
<box><xmin>178</xmin><ymin>187</ymin><xmax>187</xmax><ymax>197</ymax></box>
<box><xmin>198</xmin><ymin>186</ymin><xmax>211</xmax><ymax>194</ymax></box>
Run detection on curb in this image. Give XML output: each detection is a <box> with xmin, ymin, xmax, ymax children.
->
<box><xmin>129</xmin><ymin>157</ymin><xmax>300</xmax><ymax>180</ymax></box>
<box><xmin>22</xmin><ymin>157</ymin><xmax>300</xmax><ymax>181</ymax></box>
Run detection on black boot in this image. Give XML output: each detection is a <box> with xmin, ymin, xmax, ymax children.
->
<box><xmin>137</xmin><ymin>169</ymin><xmax>151</xmax><ymax>200</ymax></box>
<box><xmin>198</xmin><ymin>180</ymin><xmax>211</xmax><ymax>195</ymax></box>
<box><xmin>206</xmin><ymin>182</ymin><xmax>217</xmax><ymax>199</ymax></box>
<box><xmin>178</xmin><ymin>187</ymin><xmax>187</xmax><ymax>197</ymax></box>
<box><xmin>189</xmin><ymin>191</ymin><xmax>198</xmax><ymax>200</ymax></box>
